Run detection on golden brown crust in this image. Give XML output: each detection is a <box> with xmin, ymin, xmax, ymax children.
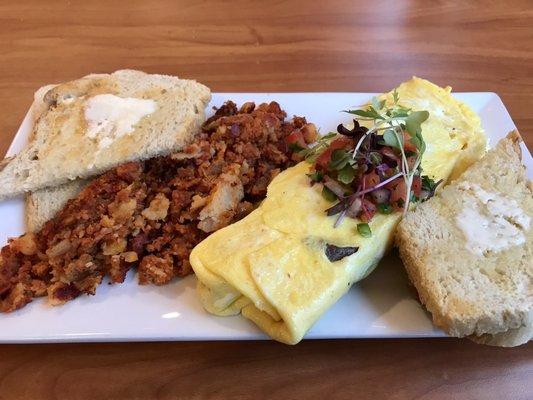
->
<box><xmin>505</xmin><ymin>130</ymin><xmax>523</xmax><ymax>158</ymax></box>
<box><xmin>506</xmin><ymin>129</ymin><xmax>522</xmax><ymax>143</ymax></box>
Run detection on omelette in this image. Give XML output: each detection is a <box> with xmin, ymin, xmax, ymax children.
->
<box><xmin>190</xmin><ymin>77</ymin><xmax>487</xmax><ymax>344</ymax></box>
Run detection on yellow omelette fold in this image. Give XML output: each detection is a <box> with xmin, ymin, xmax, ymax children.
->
<box><xmin>190</xmin><ymin>77</ymin><xmax>487</xmax><ymax>344</ymax></box>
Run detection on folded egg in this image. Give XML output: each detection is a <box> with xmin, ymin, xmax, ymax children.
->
<box><xmin>190</xmin><ymin>77</ymin><xmax>487</xmax><ymax>344</ymax></box>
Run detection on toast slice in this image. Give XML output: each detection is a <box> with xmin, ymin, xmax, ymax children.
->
<box><xmin>24</xmin><ymin>85</ymin><xmax>89</xmax><ymax>231</ymax></box>
<box><xmin>0</xmin><ymin>69</ymin><xmax>211</xmax><ymax>200</ymax></box>
<box><xmin>396</xmin><ymin>132</ymin><xmax>532</xmax><ymax>347</ymax></box>
<box><xmin>26</xmin><ymin>180</ymin><xmax>88</xmax><ymax>232</ymax></box>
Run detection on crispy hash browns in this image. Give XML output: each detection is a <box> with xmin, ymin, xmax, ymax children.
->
<box><xmin>0</xmin><ymin>101</ymin><xmax>317</xmax><ymax>312</ymax></box>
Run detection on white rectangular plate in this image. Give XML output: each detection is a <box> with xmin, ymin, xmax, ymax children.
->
<box><xmin>1</xmin><ymin>92</ymin><xmax>531</xmax><ymax>343</ymax></box>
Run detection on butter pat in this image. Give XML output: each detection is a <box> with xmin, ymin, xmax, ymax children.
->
<box><xmin>456</xmin><ymin>183</ymin><xmax>530</xmax><ymax>256</ymax></box>
<box><xmin>84</xmin><ymin>94</ymin><xmax>157</xmax><ymax>149</ymax></box>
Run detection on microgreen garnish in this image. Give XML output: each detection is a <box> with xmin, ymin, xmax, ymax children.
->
<box><xmin>300</xmin><ymin>132</ymin><xmax>337</xmax><ymax>162</ymax></box>
<box><xmin>392</xmin><ymin>88</ymin><xmax>400</xmax><ymax>104</ymax></box>
<box><xmin>357</xmin><ymin>223</ymin><xmax>372</xmax><ymax>238</ymax></box>
<box><xmin>337</xmin><ymin>165</ymin><xmax>356</xmax><ymax>184</ymax></box>
<box><xmin>322</xmin><ymin>186</ymin><xmax>337</xmax><ymax>202</ymax></box>
<box><xmin>307</xmin><ymin>171</ymin><xmax>323</xmax><ymax>183</ymax></box>
<box><xmin>329</xmin><ymin>149</ymin><xmax>352</xmax><ymax>170</ymax></box>
<box><xmin>307</xmin><ymin>91</ymin><xmax>441</xmax><ymax>228</ymax></box>
<box><xmin>382</xmin><ymin>129</ymin><xmax>402</xmax><ymax>149</ymax></box>
<box><xmin>346</xmin><ymin>95</ymin><xmax>433</xmax><ymax>215</ymax></box>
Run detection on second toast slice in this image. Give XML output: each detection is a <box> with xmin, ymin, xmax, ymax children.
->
<box><xmin>396</xmin><ymin>132</ymin><xmax>532</xmax><ymax>347</ymax></box>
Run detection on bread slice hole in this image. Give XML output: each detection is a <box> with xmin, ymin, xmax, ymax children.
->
<box><xmin>480</xmin><ymin>268</ymin><xmax>489</xmax><ymax>277</ymax></box>
<box><xmin>18</xmin><ymin>168</ymin><xmax>30</xmax><ymax>179</ymax></box>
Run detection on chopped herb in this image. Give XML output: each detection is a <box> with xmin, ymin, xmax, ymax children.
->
<box><xmin>307</xmin><ymin>171</ymin><xmax>323</xmax><ymax>182</ymax></box>
<box><xmin>337</xmin><ymin>164</ymin><xmax>356</xmax><ymax>184</ymax></box>
<box><xmin>422</xmin><ymin>175</ymin><xmax>439</xmax><ymax>192</ymax></box>
<box><xmin>329</xmin><ymin>149</ymin><xmax>351</xmax><ymax>170</ymax></box>
<box><xmin>322</xmin><ymin>186</ymin><xmax>337</xmax><ymax>202</ymax></box>
<box><xmin>325</xmin><ymin>244</ymin><xmax>359</xmax><ymax>262</ymax></box>
<box><xmin>421</xmin><ymin>176</ymin><xmax>442</xmax><ymax>199</ymax></box>
<box><xmin>357</xmin><ymin>223</ymin><xmax>372</xmax><ymax>237</ymax></box>
<box><xmin>377</xmin><ymin>203</ymin><xmax>392</xmax><ymax>214</ymax></box>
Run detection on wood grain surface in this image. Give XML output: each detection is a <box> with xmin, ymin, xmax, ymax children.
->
<box><xmin>0</xmin><ymin>1</ymin><xmax>532</xmax><ymax>399</ymax></box>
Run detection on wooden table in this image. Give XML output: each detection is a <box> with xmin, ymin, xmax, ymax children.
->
<box><xmin>0</xmin><ymin>1</ymin><xmax>531</xmax><ymax>399</ymax></box>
